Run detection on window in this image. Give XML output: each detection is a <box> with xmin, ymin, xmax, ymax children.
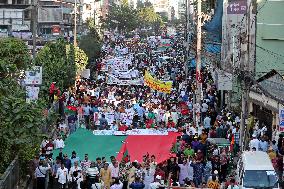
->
<box><xmin>16</xmin><ymin>0</ymin><xmax>25</xmax><ymax>4</ymax></box>
<box><xmin>0</xmin><ymin>0</ymin><xmax>8</xmax><ymax>4</ymax></box>
<box><xmin>243</xmin><ymin>170</ymin><xmax>278</xmax><ymax>188</ymax></box>
<box><xmin>23</xmin><ymin>9</ymin><xmax>31</xmax><ymax>20</ymax></box>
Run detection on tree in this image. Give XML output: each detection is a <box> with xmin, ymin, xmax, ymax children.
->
<box><xmin>79</xmin><ymin>34</ymin><xmax>102</xmax><ymax>62</ymax></box>
<box><xmin>0</xmin><ymin>79</ymin><xmax>45</xmax><ymax>174</ymax></box>
<box><xmin>101</xmin><ymin>1</ymin><xmax>164</xmax><ymax>33</ymax></box>
<box><xmin>137</xmin><ymin>0</ymin><xmax>144</xmax><ymax>9</ymax></box>
<box><xmin>137</xmin><ymin>6</ymin><xmax>164</xmax><ymax>29</ymax></box>
<box><xmin>0</xmin><ymin>38</ymin><xmax>45</xmax><ymax>175</ymax></box>
<box><xmin>35</xmin><ymin>39</ymin><xmax>88</xmax><ymax>95</ymax></box>
<box><xmin>0</xmin><ymin>38</ymin><xmax>30</xmax><ymax>78</ymax></box>
<box><xmin>101</xmin><ymin>3</ymin><xmax>138</xmax><ymax>32</ymax></box>
<box><xmin>79</xmin><ymin>19</ymin><xmax>102</xmax><ymax>62</ymax></box>
<box><xmin>137</xmin><ymin>0</ymin><xmax>152</xmax><ymax>9</ymax></box>
<box><xmin>75</xmin><ymin>47</ymin><xmax>89</xmax><ymax>73</ymax></box>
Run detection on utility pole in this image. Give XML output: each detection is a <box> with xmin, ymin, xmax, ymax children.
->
<box><xmin>184</xmin><ymin>0</ymin><xmax>190</xmax><ymax>78</ymax></box>
<box><xmin>195</xmin><ymin>0</ymin><xmax>202</xmax><ymax>126</ymax></box>
<box><xmin>240</xmin><ymin>3</ymin><xmax>252</xmax><ymax>152</ymax></box>
<box><xmin>228</xmin><ymin>36</ymin><xmax>235</xmax><ymax>110</ymax></box>
<box><xmin>31</xmin><ymin>0</ymin><xmax>38</xmax><ymax>59</ymax></box>
<box><xmin>74</xmin><ymin>0</ymin><xmax>77</xmax><ymax>47</ymax></box>
<box><xmin>185</xmin><ymin>0</ymin><xmax>188</xmax><ymax>40</ymax></box>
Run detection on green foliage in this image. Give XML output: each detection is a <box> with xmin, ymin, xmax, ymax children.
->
<box><xmin>101</xmin><ymin>3</ymin><xmax>138</xmax><ymax>32</ymax></box>
<box><xmin>79</xmin><ymin>28</ymin><xmax>102</xmax><ymax>62</ymax></box>
<box><xmin>137</xmin><ymin>6</ymin><xmax>164</xmax><ymax>29</ymax></box>
<box><xmin>35</xmin><ymin>39</ymin><xmax>88</xmax><ymax>94</ymax></box>
<box><xmin>101</xmin><ymin>1</ymin><xmax>163</xmax><ymax>33</ymax></box>
<box><xmin>35</xmin><ymin>39</ymin><xmax>75</xmax><ymax>93</ymax></box>
<box><xmin>75</xmin><ymin>47</ymin><xmax>88</xmax><ymax>73</ymax></box>
<box><xmin>0</xmin><ymin>38</ymin><xmax>30</xmax><ymax>78</ymax></box>
<box><xmin>0</xmin><ymin>38</ymin><xmax>45</xmax><ymax>175</ymax></box>
<box><xmin>79</xmin><ymin>35</ymin><xmax>102</xmax><ymax>62</ymax></box>
<box><xmin>0</xmin><ymin>79</ymin><xmax>44</xmax><ymax>174</ymax></box>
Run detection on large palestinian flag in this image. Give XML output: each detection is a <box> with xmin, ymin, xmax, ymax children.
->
<box><xmin>53</xmin><ymin>128</ymin><xmax>180</xmax><ymax>163</ymax></box>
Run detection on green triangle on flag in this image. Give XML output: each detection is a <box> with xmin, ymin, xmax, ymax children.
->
<box><xmin>65</xmin><ymin>105</ymin><xmax>77</xmax><ymax>115</ymax></box>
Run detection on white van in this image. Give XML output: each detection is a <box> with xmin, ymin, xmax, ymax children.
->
<box><xmin>236</xmin><ymin>151</ymin><xmax>279</xmax><ymax>188</ymax></box>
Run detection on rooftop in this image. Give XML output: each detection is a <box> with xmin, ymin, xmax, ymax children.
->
<box><xmin>242</xmin><ymin>151</ymin><xmax>274</xmax><ymax>171</ymax></box>
<box><xmin>255</xmin><ymin>69</ymin><xmax>284</xmax><ymax>103</ymax></box>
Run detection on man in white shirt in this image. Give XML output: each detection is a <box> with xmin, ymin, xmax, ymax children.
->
<box><xmin>81</xmin><ymin>154</ymin><xmax>92</xmax><ymax>172</ymax></box>
<box><xmin>143</xmin><ymin>164</ymin><xmax>155</xmax><ymax>189</ymax></box>
<box><xmin>69</xmin><ymin>161</ymin><xmax>82</xmax><ymax>182</ymax></box>
<box><xmin>110</xmin><ymin>161</ymin><xmax>120</xmax><ymax>179</ymax></box>
<box><xmin>35</xmin><ymin>161</ymin><xmax>51</xmax><ymax>189</ymax></box>
<box><xmin>54</xmin><ymin>136</ymin><xmax>65</xmax><ymax>149</ymax></box>
<box><xmin>40</xmin><ymin>137</ymin><xmax>48</xmax><ymax>151</ymax></box>
<box><xmin>150</xmin><ymin>175</ymin><xmax>164</xmax><ymax>189</ymax></box>
<box><xmin>249</xmin><ymin>134</ymin><xmax>260</xmax><ymax>151</ymax></box>
<box><xmin>201</xmin><ymin>101</ymin><xmax>208</xmax><ymax>112</ymax></box>
<box><xmin>187</xmin><ymin>124</ymin><xmax>197</xmax><ymax>135</ymax></box>
<box><xmin>56</xmin><ymin>164</ymin><xmax>68</xmax><ymax>189</ymax></box>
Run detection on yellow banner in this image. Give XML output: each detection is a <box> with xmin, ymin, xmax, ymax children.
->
<box><xmin>144</xmin><ymin>71</ymin><xmax>172</xmax><ymax>94</ymax></box>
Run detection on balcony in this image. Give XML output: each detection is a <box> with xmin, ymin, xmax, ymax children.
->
<box><xmin>0</xmin><ymin>0</ymin><xmax>31</xmax><ymax>8</ymax></box>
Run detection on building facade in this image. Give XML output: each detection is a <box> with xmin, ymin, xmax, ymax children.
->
<box><xmin>220</xmin><ymin>0</ymin><xmax>256</xmax><ymax>106</ymax></box>
<box><xmin>249</xmin><ymin>71</ymin><xmax>284</xmax><ymax>137</ymax></box>
<box><xmin>255</xmin><ymin>0</ymin><xmax>284</xmax><ymax>78</ymax></box>
<box><xmin>177</xmin><ymin>0</ymin><xmax>185</xmax><ymax>19</ymax></box>
<box><xmin>0</xmin><ymin>0</ymin><xmax>31</xmax><ymax>38</ymax></box>
<box><xmin>151</xmin><ymin>0</ymin><xmax>169</xmax><ymax>19</ymax></box>
<box><xmin>38</xmin><ymin>0</ymin><xmax>63</xmax><ymax>37</ymax></box>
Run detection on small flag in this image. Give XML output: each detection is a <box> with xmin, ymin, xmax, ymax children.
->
<box><xmin>65</xmin><ymin>105</ymin><xmax>77</xmax><ymax>115</ymax></box>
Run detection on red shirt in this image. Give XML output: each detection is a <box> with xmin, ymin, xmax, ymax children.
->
<box><xmin>49</xmin><ymin>83</ymin><xmax>55</xmax><ymax>94</ymax></box>
<box><xmin>119</xmin><ymin>125</ymin><xmax>128</xmax><ymax>131</ymax></box>
<box><xmin>167</xmin><ymin>121</ymin><xmax>175</xmax><ymax>128</ymax></box>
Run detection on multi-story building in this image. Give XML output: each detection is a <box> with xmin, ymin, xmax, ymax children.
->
<box><xmin>177</xmin><ymin>0</ymin><xmax>186</xmax><ymax>19</ymax></box>
<box><xmin>220</xmin><ymin>0</ymin><xmax>256</xmax><ymax>106</ymax></box>
<box><xmin>0</xmin><ymin>0</ymin><xmax>32</xmax><ymax>38</ymax></box>
<box><xmin>248</xmin><ymin>0</ymin><xmax>284</xmax><ymax>134</ymax></box>
<box><xmin>37</xmin><ymin>0</ymin><xmax>63</xmax><ymax>37</ymax></box>
<box><xmin>255</xmin><ymin>0</ymin><xmax>284</xmax><ymax>78</ymax></box>
<box><xmin>151</xmin><ymin>0</ymin><xmax>169</xmax><ymax>19</ymax></box>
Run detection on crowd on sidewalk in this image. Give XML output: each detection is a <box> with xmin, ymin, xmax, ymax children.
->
<box><xmin>31</xmin><ymin>32</ymin><xmax>282</xmax><ymax>189</ymax></box>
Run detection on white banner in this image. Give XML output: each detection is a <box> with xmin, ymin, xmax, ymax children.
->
<box><xmin>93</xmin><ymin>129</ymin><xmax>176</xmax><ymax>136</ymax></box>
<box><xmin>25</xmin><ymin>66</ymin><xmax>42</xmax><ymax>85</ymax></box>
<box><xmin>107</xmin><ymin>57</ymin><xmax>131</xmax><ymax>71</ymax></box>
<box><xmin>107</xmin><ymin>74</ymin><xmax>143</xmax><ymax>86</ymax></box>
<box><xmin>26</xmin><ymin>86</ymin><xmax>40</xmax><ymax>102</ymax></box>
<box><xmin>110</xmin><ymin>68</ymin><xmax>140</xmax><ymax>79</ymax></box>
<box><xmin>80</xmin><ymin>69</ymin><xmax>90</xmax><ymax>79</ymax></box>
<box><xmin>94</xmin><ymin>112</ymin><xmax>115</xmax><ymax>126</ymax></box>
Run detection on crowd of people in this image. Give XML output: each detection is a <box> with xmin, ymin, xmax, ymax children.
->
<box><xmin>32</xmin><ymin>30</ymin><xmax>282</xmax><ymax>189</ymax></box>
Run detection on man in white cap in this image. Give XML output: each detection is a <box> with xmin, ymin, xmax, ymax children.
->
<box><xmin>249</xmin><ymin>134</ymin><xmax>260</xmax><ymax>151</ymax></box>
<box><xmin>149</xmin><ymin>175</ymin><xmax>164</xmax><ymax>189</ymax></box>
<box><xmin>207</xmin><ymin>170</ymin><xmax>219</xmax><ymax>183</ymax></box>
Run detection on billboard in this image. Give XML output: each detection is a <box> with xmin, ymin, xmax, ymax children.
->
<box><xmin>38</xmin><ymin>8</ymin><xmax>63</xmax><ymax>23</ymax></box>
<box><xmin>25</xmin><ymin>66</ymin><xmax>42</xmax><ymax>85</ymax></box>
<box><xmin>227</xmin><ymin>1</ymin><xmax>247</xmax><ymax>14</ymax></box>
